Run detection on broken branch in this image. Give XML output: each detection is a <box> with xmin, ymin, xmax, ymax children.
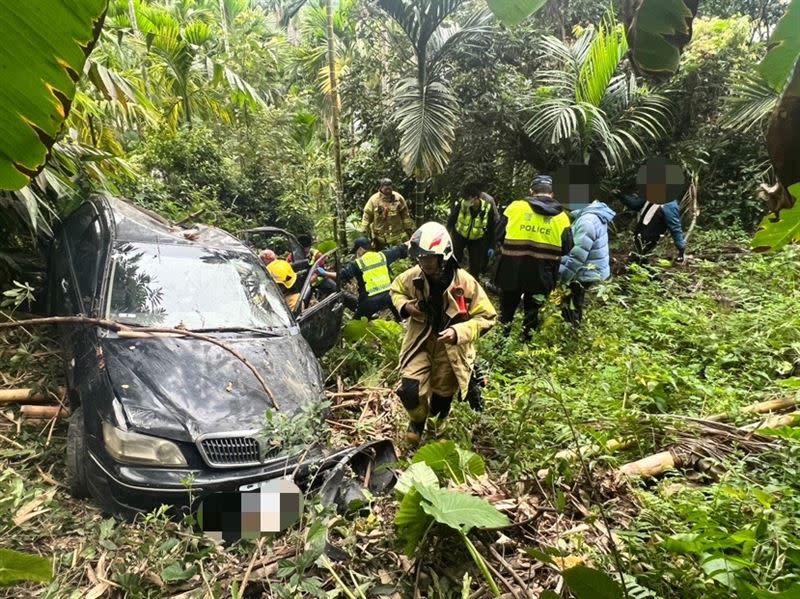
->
<box><xmin>0</xmin><ymin>316</ymin><xmax>276</xmax><ymax>409</ymax></box>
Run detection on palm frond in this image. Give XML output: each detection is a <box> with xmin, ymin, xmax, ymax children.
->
<box><xmin>427</xmin><ymin>10</ymin><xmax>492</xmax><ymax>78</ymax></box>
<box><xmin>576</xmin><ymin>18</ymin><xmax>627</xmax><ymax>107</ymax></box>
<box><xmin>539</xmin><ymin>35</ymin><xmax>581</xmax><ymax>74</ymax></box>
<box><xmin>377</xmin><ymin>0</ymin><xmax>466</xmax><ymax>56</ymax></box>
<box><xmin>722</xmin><ymin>74</ymin><xmax>779</xmax><ymax>134</ymax></box>
<box><xmin>392</xmin><ymin>77</ymin><xmax>459</xmax><ymax>178</ymax></box>
<box><xmin>525</xmin><ymin>99</ymin><xmax>582</xmax><ymax>145</ymax></box>
<box><xmin>535</xmin><ymin>69</ymin><xmax>578</xmax><ymax>96</ymax></box>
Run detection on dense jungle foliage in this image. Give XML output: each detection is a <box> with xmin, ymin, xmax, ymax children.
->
<box><xmin>1</xmin><ymin>0</ymin><xmax>799</xmax><ymax>597</ymax></box>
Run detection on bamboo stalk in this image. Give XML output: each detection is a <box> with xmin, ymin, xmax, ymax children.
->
<box><xmin>20</xmin><ymin>405</ymin><xmax>69</xmax><ymax>419</ymax></box>
<box><xmin>742</xmin><ymin>412</ymin><xmax>800</xmax><ymax>431</ymax></box>
<box><xmin>619</xmin><ymin>451</ymin><xmax>676</xmax><ymax>477</ymax></box>
<box><xmin>0</xmin><ymin>387</ymin><xmax>66</xmax><ymax>404</ymax></box>
<box><xmin>706</xmin><ymin>397</ymin><xmax>798</xmax><ymax>422</ymax></box>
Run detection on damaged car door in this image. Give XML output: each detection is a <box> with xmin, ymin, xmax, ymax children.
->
<box><xmin>296</xmin><ymin>248</ymin><xmax>344</xmax><ymax>357</ymax></box>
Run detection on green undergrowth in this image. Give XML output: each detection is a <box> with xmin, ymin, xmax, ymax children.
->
<box><xmin>446</xmin><ymin>235</ymin><xmax>800</xmax><ymax>598</ymax></box>
<box><xmin>2</xmin><ymin>236</ymin><xmax>800</xmax><ymax>597</ymax></box>
<box><xmin>470</xmin><ymin>240</ymin><xmax>800</xmax><ymax>476</ymax></box>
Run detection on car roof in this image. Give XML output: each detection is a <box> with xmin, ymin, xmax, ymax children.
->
<box><xmin>99</xmin><ymin>195</ymin><xmax>251</xmax><ymax>253</ymax></box>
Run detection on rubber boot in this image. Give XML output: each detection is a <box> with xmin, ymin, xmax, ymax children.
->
<box><xmin>406</xmin><ymin>420</ymin><xmax>426</xmax><ymax>444</ymax></box>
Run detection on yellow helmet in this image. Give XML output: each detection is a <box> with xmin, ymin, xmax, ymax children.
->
<box><xmin>267</xmin><ymin>259</ymin><xmax>297</xmax><ymax>289</ymax></box>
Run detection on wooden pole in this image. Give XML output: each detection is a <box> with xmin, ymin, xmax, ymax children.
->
<box><xmin>0</xmin><ymin>387</ymin><xmax>65</xmax><ymax>404</ymax></box>
<box><xmin>20</xmin><ymin>405</ymin><xmax>69</xmax><ymax>419</ymax></box>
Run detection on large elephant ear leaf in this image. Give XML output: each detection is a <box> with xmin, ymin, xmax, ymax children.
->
<box><xmin>625</xmin><ymin>0</ymin><xmax>698</xmax><ymax>75</ymax></box>
<box><xmin>758</xmin><ymin>0</ymin><xmax>800</xmax><ymax>92</ymax></box>
<box><xmin>0</xmin><ymin>0</ymin><xmax>108</xmax><ymax>191</ymax></box>
<box><xmin>485</xmin><ymin>0</ymin><xmax>547</xmax><ymax>27</ymax></box>
<box><xmin>751</xmin><ymin>189</ymin><xmax>800</xmax><ymax>253</ymax></box>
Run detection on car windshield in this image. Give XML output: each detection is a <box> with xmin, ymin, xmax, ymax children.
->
<box><xmin>106</xmin><ymin>242</ymin><xmax>293</xmax><ymax>330</ymax></box>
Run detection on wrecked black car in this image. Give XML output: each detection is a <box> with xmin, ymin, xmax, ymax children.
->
<box><xmin>45</xmin><ymin>195</ymin><xmax>389</xmax><ymax>519</ymax></box>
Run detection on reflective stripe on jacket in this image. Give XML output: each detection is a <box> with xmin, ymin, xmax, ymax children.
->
<box><xmin>455</xmin><ymin>200</ymin><xmax>491</xmax><ymax>240</ymax></box>
<box><xmin>390</xmin><ymin>266</ymin><xmax>496</xmax><ymax>396</ymax></box>
<box><xmin>502</xmin><ymin>200</ymin><xmax>571</xmax><ymax>261</ymax></box>
<box><xmin>355</xmin><ymin>251</ymin><xmax>392</xmax><ymax>297</ymax></box>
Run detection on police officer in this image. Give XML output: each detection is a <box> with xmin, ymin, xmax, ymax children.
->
<box><xmin>317</xmin><ymin>237</ymin><xmax>407</xmax><ymax>319</ymax></box>
<box><xmin>495</xmin><ymin>175</ymin><xmax>572</xmax><ymax>339</ymax></box>
<box><xmin>446</xmin><ymin>183</ymin><xmax>498</xmax><ymax>276</ymax></box>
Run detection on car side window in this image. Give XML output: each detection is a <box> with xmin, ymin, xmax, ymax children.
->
<box><xmin>63</xmin><ymin>204</ymin><xmax>104</xmax><ymax>312</ymax></box>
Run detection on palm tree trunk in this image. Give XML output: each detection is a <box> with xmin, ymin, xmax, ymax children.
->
<box><xmin>218</xmin><ymin>0</ymin><xmax>231</xmax><ymax>54</ymax></box>
<box><xmin>325</xmin><ymin>0</ymin><xmax>346</xmax><ymax>248</ymax></box>
<box><xmin>127</xmin><ymin>0</ymin><xmax>150</xmax><ymax>95</ymax></box>
<box><xmin>414</xmin><ymin>178</ymin><xmax>425</xmax><ymax>225</ymax></box>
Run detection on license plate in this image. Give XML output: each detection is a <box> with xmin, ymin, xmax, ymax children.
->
<box><xmin>195</xmin><ymin>478</ymin><xmax>302</xmax><ymax>542</ymax></box>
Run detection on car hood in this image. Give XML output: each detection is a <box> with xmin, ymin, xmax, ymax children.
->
<box><xmin>101</xmin><ymin>331</ymin><xmax>324</xmax><ymax>442</ymax></box>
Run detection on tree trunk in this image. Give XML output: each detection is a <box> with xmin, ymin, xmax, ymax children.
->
<box><xmin>218</xmin><ymin>0</ymin><xmax>231</xmax><ymax>54</ymax></box>
<box><xmin>414</xmin><ymin>178</ymin><xmax>426</xmax><ymax>225</ymax></box>
<box><xmin>325</xmin><ymin>0</ymin><xmax>347</xmax><ymax>248</ymax></box>
<box><xmin>127</xmin><ymin>0</ymin><xmax>150</xmax><ymax>93</ymax></box>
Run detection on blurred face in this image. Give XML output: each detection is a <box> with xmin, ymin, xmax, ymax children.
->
<box><xmin>468</xmin><ymin>195</ymin><xmax>481</xmax><ymax>207</ymax></box>
<box><xmin>380</xmin><ymin>184</ymin><xmax>393</xmax><ymax>196</ymax></box>
<box><xmin>418</xmin><ymin>255</ymin><xmax>440</xmax><ymax>278</ymax></box>
<box><xmin>356</xmin><ymin>246</ymin><xmax>367</xmax><ymax>257</ymax></box>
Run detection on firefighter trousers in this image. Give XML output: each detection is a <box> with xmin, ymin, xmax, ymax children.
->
<box><xmin>396</xmin><ymin>335</ymin><xmax>458</xmax><ymax>424</ymax></box>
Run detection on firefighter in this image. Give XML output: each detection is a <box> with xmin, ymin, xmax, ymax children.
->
<box><xmin>267</xmin><ymin>259</ymin><xmax>301</xmax><ymax>311</ymax></box>
<box><xmin>391</xmin><ymin>222</ymin><xmax>496</xmax><ymax>443</ymax></box>
<box><xmin>361</xmin><ymin>178</ymin><xmax>415</xmax><ymax>249</ymax></box>
<box><xmin>446</xmin><ymin>183</ymin><xmax>497</xmax><ymax>276</ymax></box>
<box><xmin>495</xmin><ymin>175</ymin><xmax>572</xmax><ymax>339</ymax></box>
<box><xmin>316</xmin><ymin>237</ymin><xmax>407</xmax><ymax>319</ymax></box>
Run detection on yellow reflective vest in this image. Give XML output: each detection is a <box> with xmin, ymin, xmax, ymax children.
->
<box><xmin>455</xmin><ymin>200</ymin><xmax>491</xmax><ymax>240</ymax></box>
<box><xmin>502</xmin><ymin>200</ymin><xmax>570</xmax><ymax>261</ymax></box>
<box><xmin>355</xmin><ymin>251</ymin><xmax>392</xmax><ymax>297</ymax></box>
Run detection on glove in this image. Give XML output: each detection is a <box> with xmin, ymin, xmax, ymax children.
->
<box><xmin>316</xmin><ymin>267</ymin><xmax>328</xmax><ymax>276</ymax></box>
<box><xmin>487</xmin><ymin>248</ymin><xmax>496</xmax><ymax>259</ymax></box>
<box><xmin>676</xmin><ymin>248</ymin><xmax>686</xmax><ymax>263</ymax></box>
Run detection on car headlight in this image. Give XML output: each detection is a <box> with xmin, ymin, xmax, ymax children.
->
<box><xmin>102</xmin><ymin>422</ymin><xmax>188</xmax><ymax>467</ymax></box>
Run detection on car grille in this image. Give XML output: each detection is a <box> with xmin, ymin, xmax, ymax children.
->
<box><xmin>199</xmin><ymin>436</ymin><xmax>261</xmax><ymax>468</ymax></box>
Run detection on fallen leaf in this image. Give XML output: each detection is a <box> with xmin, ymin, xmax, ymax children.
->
<box><xmin>85</xmin><ymin>582</ymin><xmax>109</xmax><ymax>599</ymax></box>
<box><xmin>13</xmin><ymin>490</ymin><xmax>55</xmax><ymax>526</ymax></box>
<box><xmin>553</xmin><ymin>555</ymin><xmax>584</xmax><ymax>570</ymax></box>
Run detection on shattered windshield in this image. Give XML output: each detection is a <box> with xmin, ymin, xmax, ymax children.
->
<box><xmin>106</xmin><ymin>242</ymin><xmax>293</xmax><ymax>330</ymax></box>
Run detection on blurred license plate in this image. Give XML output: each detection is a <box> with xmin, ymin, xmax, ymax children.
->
<box><xmin>195</xmin><ymin>478</ymin><xmax>302</xmax><ymax>542</ymax></box>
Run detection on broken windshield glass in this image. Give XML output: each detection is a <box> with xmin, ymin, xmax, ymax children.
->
<box><xmin>106</xmin><ymin>242</ymin><xmax>293</xmax><ymax>330</ymax></box>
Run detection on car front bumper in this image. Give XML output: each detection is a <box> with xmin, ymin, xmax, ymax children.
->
<box><xmin>86</xmin><ymin>446</ymin><xmax>311</xmax><ymax>518</ymax></box>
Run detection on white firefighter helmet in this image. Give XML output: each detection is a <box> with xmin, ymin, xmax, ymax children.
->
<box><xmin>409</xmin><ymin>222</ymin><xmax>454</xmax><ymax>263</ymax></box>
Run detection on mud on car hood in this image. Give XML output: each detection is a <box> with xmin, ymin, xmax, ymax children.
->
<box><xmin>101</xmin><ymin>331</ymin><xmax>325</xmax><ymax>442</ymax></box>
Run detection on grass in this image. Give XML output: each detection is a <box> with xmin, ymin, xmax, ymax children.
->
<box><xmin>1</xmin><ymin>233</ymin><xmax>799</xmax><ymax>597</ymax></box>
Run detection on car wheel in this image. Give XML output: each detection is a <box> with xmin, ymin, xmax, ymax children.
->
<box><xmin>66</xmin><ymin>404</ymin><xmax>89</xmax><ymax>498</ymax></box>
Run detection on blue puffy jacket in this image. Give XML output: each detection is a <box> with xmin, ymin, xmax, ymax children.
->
<box><xmin>559</xmin><ymin>201</ymin><xmax>616</xmax><ymax>284</ymax></box>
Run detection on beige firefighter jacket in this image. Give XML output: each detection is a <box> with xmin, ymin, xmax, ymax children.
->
<box><xmin>361</xmin><ymin>191</ymin><xmax>414</xmax><ymax>245</ymax></box>
<box><xmin>390</xmin><ymin>266</ymin><xmax>496</xmax><ymax>395</ymax></box>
